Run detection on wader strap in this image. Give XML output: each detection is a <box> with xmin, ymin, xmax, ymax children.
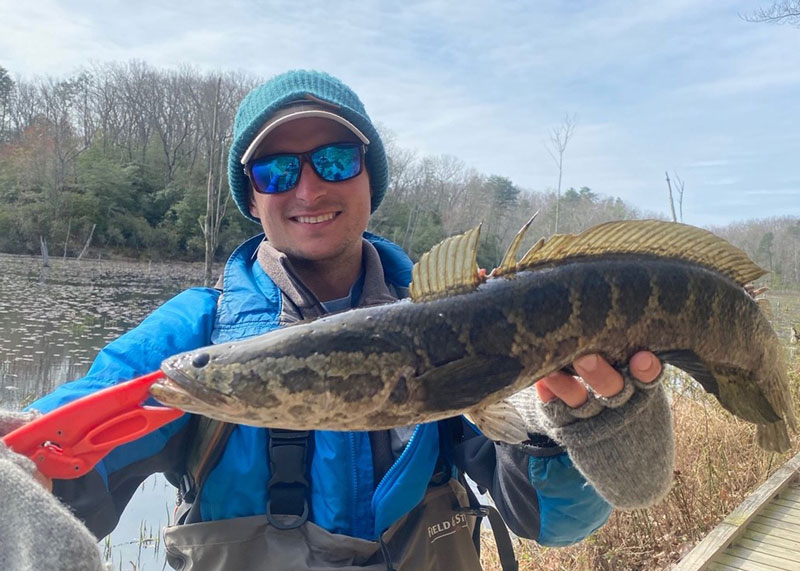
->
<box><xmin>266</xmin><ymin>428</ymin><xmax>311</xmax><ymax>530</ymax></box>
<box><xmin>461</xmin><ymin>466</ymin><xmax>519</xmax><ymax>571</ymax></box>
<box><xmin>178</xmin><ymin>417</ymin><xmax>235</xmax><ymax>524</ymax></box>
<box><xmin>484</xmin><ymin>504</ymin><xmax>519</xmax><ymax>571</ymax></box>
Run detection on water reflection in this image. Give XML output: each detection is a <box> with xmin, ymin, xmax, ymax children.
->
<box><xmin>0</xmin><ymin>253</ymin><xmax>204</xmax><ymax>569</ymax></box>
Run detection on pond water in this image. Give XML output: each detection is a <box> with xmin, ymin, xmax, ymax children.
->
<box><xmin>0</xmin><ymin>253</ymin><xmax>206</xmax><ymax>570</ymax></box>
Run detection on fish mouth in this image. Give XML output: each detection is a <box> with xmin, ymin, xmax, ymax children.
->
<box><xmin>154</xmin><ymin>357</ymin><xmax>240</xmax><ymax>418</ymax></box>
<box><xmin>150</xmin><ymin>374</ymin><xmax>199</xmax><ymax>409</ymax></box>
<box><xmin>152</xmin><ymin>355</ymin><xmax>208</xmax><ymax>408</ymax></box>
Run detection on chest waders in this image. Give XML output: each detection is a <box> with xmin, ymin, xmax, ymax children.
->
<box><xmin>166</xmin><ymin>418</ymin><xmax>518</xmax><ymax>571</ymax></box>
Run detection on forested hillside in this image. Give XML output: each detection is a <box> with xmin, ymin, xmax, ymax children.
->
<box><xmin>1</xmin><ymin>62</ymin><xmax>797</xmax><ymax>286</ymax></box>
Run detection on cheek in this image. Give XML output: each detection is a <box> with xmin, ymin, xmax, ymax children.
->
<box><xmin>248</xmin><ymin>192</ymin><xmax>259</xmax><ymax>218</ymax></box>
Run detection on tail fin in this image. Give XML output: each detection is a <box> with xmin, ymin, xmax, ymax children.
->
<box><xmin>757</xmin><ymin>421</ymin><xmax>791</xmax><ymax>453</ymax></box>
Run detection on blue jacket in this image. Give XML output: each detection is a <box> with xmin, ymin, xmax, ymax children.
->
<box><xmin>30</xmin><ymin>233</ymin><xmax>611</xmax><ymax>546</ymax></box>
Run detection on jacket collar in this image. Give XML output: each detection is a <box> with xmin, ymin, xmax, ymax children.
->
<box><xmin>212</xmin><ymin>232</ymin><xmax>412</xmax><ymax>343</ymax></box>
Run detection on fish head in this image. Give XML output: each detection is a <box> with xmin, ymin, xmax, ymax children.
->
<box><xmin>152</xmin><ymin>338</ymin><xmax>290</xmax><ymax>425</ymax></box>
<box><xmin>152</xmin><ymin>349</ymin><xmax>240</xmax><ymax>420</ymax></box>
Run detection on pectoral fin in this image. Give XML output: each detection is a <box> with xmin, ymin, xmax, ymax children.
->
<box><xmin>465</xmin><ymin>399</ymin><xmax>529</xmax><ymax>444</ymax></box>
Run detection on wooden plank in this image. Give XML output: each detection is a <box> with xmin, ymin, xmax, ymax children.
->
<box><xmin>736</xmin><ymin>537</ymin><xmax>800</xmax><ymax>560</ymax></box>
<box><xmin>724</xmin><ymin>545</ymin><xmax>797</xmax><ymax>570</ymax></box>
<box><xmin>760</xmin><ymin>504</ymin><xmax>800</xmax><ymax>525</ymax></box>
<box><xmin>752</xmin><ymin>514</ymin><xmax>800</xmax><ymax>534</ymax></box>
<box><xmin>708</xmin><ymin>564</ymin><xmax>744</xmax><ymax>571</ymax></box>
<box><xmin>674</xmin><ymin>451</ymin><xmax>800</xmax><ymax>570</ymax></box>
<box><xmin>741</xmin><ymin>529</ymin><xmax>800</xmax><ymax>555</ymax></box>
<box><xmin>713</xmin><ymin>552</ymin><xmax>784</xmax><ymax>570</ymax></box>
<box><xmin>770</xmin><ymin>497</ymin><xmax>800</xmax><ymax>512</ymax></box>
<box><xmin>748</xmin><ymin>521</ymin><xmax>800</xmax><ymax>543</ymax></box>
<box><xmin>778</xmin><ymin>487</ymin><xmax>800</xmax><ymax>504</ymax></box>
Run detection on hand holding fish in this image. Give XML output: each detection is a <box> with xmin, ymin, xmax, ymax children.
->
<box><xmin>514</xmin><ymin>350</ymin><xmax>671</xmax><ymax>509</ymax></box>
<box><xmin>535</xmin><ymin>351</ymin><xmax>662</xmax><ymax>406</ymax></box>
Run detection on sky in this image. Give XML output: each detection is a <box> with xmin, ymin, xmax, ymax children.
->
<box><xmin>1</xmin><ymin>0</ymin><xmax>799</xmax><ymax>227</ymax></box>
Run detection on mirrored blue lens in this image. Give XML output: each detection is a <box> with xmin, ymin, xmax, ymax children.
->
<box><xmin>249</xmin><ymin>143</ymin><xmax>363</xmax><ymax>194</ymax></box>
<box><xmin>310</xmin><ymin>144</ymin><xmax>362</xmax><ymax>182</ymax></box>
<box><xmin>250</xmin><ymin>155</ymin><xmax>301</xmax><ymax>193</ymax></box>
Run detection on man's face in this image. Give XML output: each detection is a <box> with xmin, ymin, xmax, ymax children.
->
<box><xmin>248</xmin><ymin>117</ymin><xmax>371</xmax><ymax>265</ymax></box>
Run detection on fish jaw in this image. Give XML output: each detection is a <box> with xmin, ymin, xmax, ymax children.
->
<box><xmin>150</xmin><ymin>375</ymin><xmax>203</xmax><ymax>409</ymax></box>
<box><xmin>154</xmin><ymin>353</ymin><xmax>245</xmax><ymax>420</ymax></box>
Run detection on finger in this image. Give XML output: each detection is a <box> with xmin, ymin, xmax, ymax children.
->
<box><xmin>573</xmin><ymin>354</ymin><xmax>624</xmax><ymax>397</ymax></box>
<box><xmin>534</xmin><ymin>379</ymin><xmax>557</xmax><ymax>402</ymax></box>
<box><xmin>629</xmin><ymin>351</ymin><xmax>662</xmax><ymax>383</ymax></box>
<box><xmin>540</xmin><ymin>371</ymin><xmax>588</xmax><ymax>408</ymax></box>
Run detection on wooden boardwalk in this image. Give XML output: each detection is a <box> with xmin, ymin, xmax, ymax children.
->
<box><xmin>675</xmin><ymin>451</ymin><xmax>800</xmax><ymax>570</ymax></box>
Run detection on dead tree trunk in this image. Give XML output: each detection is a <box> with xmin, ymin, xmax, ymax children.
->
<box><xmin>63</xmin><ymin>218</ymin><xmax>71</xmax><ymax>260</ymax></box>
<box><xmin>665</xmin><ymin>172</ymin><xmax>677</xmax><ymax>222</ymax></box>
<box><xmin>665</xmin><ymin>171</ymin><xmax>685</xmax><ymax>223</ymax></box>
<box><xmin>203</xmin><ymin>78</ymin><xmax>221</xmax><ymax>287</ymax></box>
<box><xmin>77</xmin><ymin>223</ymin><xmax>96</xmax><ymax>261</ymax></box>
<box><xmin>40</xmin><ymin>236</ymin><xmax>49</xmax><ymax>267</ymax></box>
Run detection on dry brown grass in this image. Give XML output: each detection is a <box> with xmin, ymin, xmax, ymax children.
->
<box><xmin>481</xmin><ymin>352</ymin><xmax>800</xmax><ymax>571</ymax></box>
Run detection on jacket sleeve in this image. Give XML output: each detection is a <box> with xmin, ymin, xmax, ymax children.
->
<box><xmin>453</xmin><ymin>423</ymin><xmax>612</xmax><ymax>547</ymax></box>
<box><xmin>25</xmin><ymin>287</ymin><xmax>221</xmax><ymax>538</ymax></box>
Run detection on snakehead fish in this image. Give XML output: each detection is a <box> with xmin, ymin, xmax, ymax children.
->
<box><xmin>153</xmin><ymin>219</ymin><xmax>797</xmax><ymax>452</ymax></box>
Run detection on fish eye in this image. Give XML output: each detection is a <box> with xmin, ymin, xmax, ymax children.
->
<box><xmin>192</xmin><ymin>353</ymin><xmax>211</xmax><ymax>368</ymax></box>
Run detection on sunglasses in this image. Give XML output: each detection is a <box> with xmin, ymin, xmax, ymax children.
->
<box><xmin>244</xmin><ymin>142</ymin><xmax>366</xmax><ymax>194</ymax></box>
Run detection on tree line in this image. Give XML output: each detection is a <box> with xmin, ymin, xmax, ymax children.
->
<box><xmin>0</xmin><ymin>62</ymin><xmax>797</xmax><ymax>287</ymax></box>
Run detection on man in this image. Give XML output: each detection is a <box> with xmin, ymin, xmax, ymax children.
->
<box><xmin>0</xmin><ymin>70</ymin><xmax>672</xmax><ymax>570</ymax></box>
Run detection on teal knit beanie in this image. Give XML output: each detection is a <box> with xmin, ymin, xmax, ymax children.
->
<box><xmin>228</xmin><ymin>70</ymin><xmax>389</xmax><ymax>223</ymax></box>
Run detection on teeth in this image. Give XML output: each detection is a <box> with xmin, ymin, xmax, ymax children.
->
<box><xmin>295</xmin><ymin>213</ymin><xmax>336</xmax><ymax>224</ymax></box>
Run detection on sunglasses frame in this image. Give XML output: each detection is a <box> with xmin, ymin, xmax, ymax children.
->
<box><xmin>244</xmin><ymin>142</ymin><xmax>367</xmax><ymax>195</ymax></box>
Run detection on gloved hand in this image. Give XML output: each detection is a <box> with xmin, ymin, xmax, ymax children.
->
<box><xmin>0</xmin><ymin>409</ymin><xmax>106</xmax><ymax>571</ymax></box>
<box><xmin>509</xmin><ymin>354</ymin><xmax>675</xmax><ymax>509</ymax></box>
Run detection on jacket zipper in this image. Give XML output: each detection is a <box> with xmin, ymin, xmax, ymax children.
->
<box><xmin>350</xmin><ymin>433</ymin><xmax>359</xmax><ymax>534</ymax></box>
<box><xmin>373</xmin><ymin>424</ymin><xmax>422</xmax><ymax>506</ymax></box>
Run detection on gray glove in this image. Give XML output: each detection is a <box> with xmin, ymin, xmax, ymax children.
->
<box><xmin>509</xmin><ymin>371</ymin><xmax>674</xmax><ymax>509</ymax></box>
<box><xmin>0</xmin><ymin>410</ymin><xmax>106</xmax><ymax>571</ymax></box>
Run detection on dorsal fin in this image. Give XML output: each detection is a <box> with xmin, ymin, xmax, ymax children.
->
<box><xmin>410</xmin><ymin>226</ymin><xmax>482</xmax><ymax>301</ymax></box>
<box><xmin>493</xmin><ymin>212</ymin><xmax>538</xmax><ymax>277</ymax></box>
<box><xmin>516</xmin><ymin>220</ymin><xmax>766</xmax><ymax>286</ymax></box>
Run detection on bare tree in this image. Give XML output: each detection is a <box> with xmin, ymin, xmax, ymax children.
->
<box><xmin>200</xmin><ymin>77</ymin><xmax>235</xmax><ymax>287</ymax></box>
<box><xmin>87</xmin><ymin>63</ymin><xmax>123</xmax><ymax>154</ymax></box>
<box><xmin>0</xmin><ymin>66</ymin><xmax>13</xmax><ymax>141</ymax></box>
<box><xmin>664</xmin><ymin>171</ymin><xmax>685</xmax><ymax>223</ymax></box>
<box><xmin>116</xmin><ymin>61</ymin><xmax>156</xmax><ymax>163</ymax></box>
<box><xmin>742</xmin><ymin>1</ymin><xmax>800</xmax><ymax>26</ymax></box>
<box><xmin>545</xmin><ymin>114</ymin><xmax>577</xmax><ymax>233</ymax></box>
<box><xmin>150</xmin><ymin>66</ymin><xmax>198</xmax><ymax>183</ymax></box>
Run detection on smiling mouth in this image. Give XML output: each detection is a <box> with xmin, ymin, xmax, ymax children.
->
<box><xmin>293</xmin><ymin>212</ymin><xmax>338</xmax><ymax>224</ymax></box>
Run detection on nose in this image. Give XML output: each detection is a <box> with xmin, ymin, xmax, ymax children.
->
<box><xmin>292</xmin><ymin>161</ymin><xmax>327</xmax><ymax>203</ymax></box>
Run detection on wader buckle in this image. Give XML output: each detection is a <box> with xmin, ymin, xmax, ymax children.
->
<box><xmin>266</xmin><ymin>429</ymin><xmax>311</xmax><ymax>530</ymax></box>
